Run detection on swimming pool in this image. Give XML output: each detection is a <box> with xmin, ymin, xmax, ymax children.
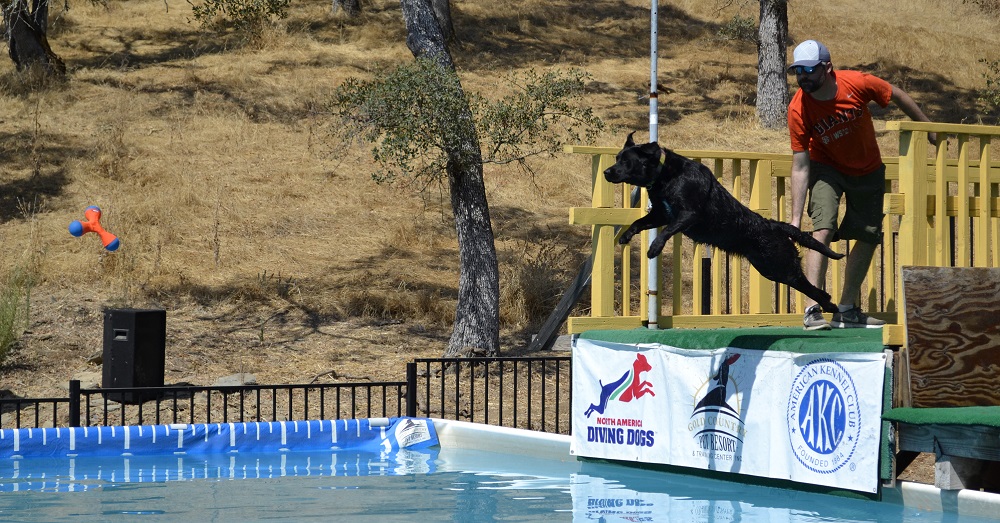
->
<box><xmin>2</xmin><ymin>419</ymin><xmax>997</xmax><ymax>522</ymax></box>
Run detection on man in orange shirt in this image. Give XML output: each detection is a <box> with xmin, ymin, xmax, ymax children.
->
<box><xmin>787</xmin><ymin>40</ymin><xmax>936</xmax><ymax>330</ymax></box>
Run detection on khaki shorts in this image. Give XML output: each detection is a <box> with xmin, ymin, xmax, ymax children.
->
<box><xmin>807</xmin><ymin>162</ymin><xmax>886</xmax><ymax>244</ymax></box>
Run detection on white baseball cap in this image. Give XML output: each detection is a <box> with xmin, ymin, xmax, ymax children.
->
<box><xmin>788</xmin><ymin>40</ymin><xmax>831</xmax><ymax>71</ymax></box>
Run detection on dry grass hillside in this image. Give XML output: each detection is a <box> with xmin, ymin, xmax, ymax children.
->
<box><xmin>1</xmin><ymin>0</ymin><xmax>998</xmax><ymax>401</ymax></box>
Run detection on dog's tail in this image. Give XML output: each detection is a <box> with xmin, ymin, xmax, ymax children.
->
<box><xmin>775</xmin><ymin>222</ymin><xmax>846</xmax><ymax>260</ymax></box>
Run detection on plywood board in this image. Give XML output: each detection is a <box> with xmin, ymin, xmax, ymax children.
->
<box><xmin>903</xmin><ymin>266</ymin><xmax>1000</xmax><ymax>407</ymax></box>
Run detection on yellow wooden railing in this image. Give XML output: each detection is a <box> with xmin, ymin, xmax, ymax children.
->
<box><xmin>567</xmin><ymin>122</ymin><xmax>1000</xmax><ymax>345</ymax></box>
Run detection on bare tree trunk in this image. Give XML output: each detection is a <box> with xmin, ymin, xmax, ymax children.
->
<box><xmin>400</xmin><ymin>0</ymin><xmax>500</xmax><ymax>358</ymax></box>
<box><xmin>331</xmin><ymin>0</ymin><xmax>359</xmax><ymax>17</ymax></box>
<box><xmin>430</xmin><ymin>0</ymin><xmax>453</xmax><ymax>43</ymax></box>
<box><xmin>3</xmin><ymin>0</ymin><xmax>65</xmax><ymax>75</ymax></box>
<box><xmin>756</xmin><ymin>0</ymin><xmax>787</xmax><ymax>129</ymax></box>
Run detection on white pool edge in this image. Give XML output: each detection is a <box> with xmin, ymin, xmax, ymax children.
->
<box><xmin>883</xmin><ymin>481</ymin><xmax>1000</xmax><ymax>519</ymax></box>
<box><xmin>433</xmin><ymin>418</ymin><xmax>575</xmax><ymax>462</ymax></box>
<box><xmin>432</xmin><ymin>419</ymin><xmax>1000</xmax><ymax>519</ymax></box>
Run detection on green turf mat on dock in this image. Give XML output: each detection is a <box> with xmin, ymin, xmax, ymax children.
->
<box><xmin>579</xmin><ymin>326</ymin><xmax>885</xmax><ymax>353</ymax></box>
<box><xmin>884</xmin><ymin>406</ymin><xmax>1000</xmax><ymax>427</ymax></box>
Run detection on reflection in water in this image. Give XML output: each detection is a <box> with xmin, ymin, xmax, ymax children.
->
<box><xmin>1</xmin><ymin>447</ymin><xmax>438</xmax><ymax>492</ymax></box>
<box><xmin>0</xmin><ymin>448</ymin><xmax>990</xmax><ymax>522</ymax></box>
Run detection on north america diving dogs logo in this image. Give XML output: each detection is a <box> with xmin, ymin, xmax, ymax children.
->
<box><xmin>786</xmin><ymin>358</ymin><xmax>862</xmax><ymax>474</ymax></box>
<box><xmin>584</xmin><ymin>353</ymin><xmax>655</xmax><ymax>417</ymax></box>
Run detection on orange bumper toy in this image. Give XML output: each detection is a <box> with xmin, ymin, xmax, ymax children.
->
<box><xmin>69</xmin><ymin>206</ymin><xmax>120</xmax><ymax>251</ymax></box>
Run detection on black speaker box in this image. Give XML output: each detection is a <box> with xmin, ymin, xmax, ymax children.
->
<box><xmin>102</xmin><ymin>308</ymin><xmax>166</xmax><ymax>403</ymax></box>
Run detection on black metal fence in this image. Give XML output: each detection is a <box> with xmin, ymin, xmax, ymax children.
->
<box><xmin>408</xmin><ymin>356</ymin><xmax>572</xmax><ymax>434</ymax></box>
<box><xmin>1</xmin><ymin>356</ymin><xmax>572</xmax><ymax>434</ymax></box>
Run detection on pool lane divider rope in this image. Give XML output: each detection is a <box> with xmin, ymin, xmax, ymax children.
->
<box><xmin>0</xmin><ymin>417</ymin><xmax>438</xmax><ymax>458</ymax></box>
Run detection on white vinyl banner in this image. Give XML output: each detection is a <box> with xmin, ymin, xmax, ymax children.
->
<box><xmin>571</xmin><ymin>338</ymin><xmax>887</xmax><ymax>493</ymax></box>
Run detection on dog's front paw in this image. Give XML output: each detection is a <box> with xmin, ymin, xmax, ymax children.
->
<box><xmin>646</xmin><ymin>238</ymin><xmax>666</xmax><ymax>258</ymax></box>
<box><xmin>618</xmin><ymin>231</ymin><xmax>634</xmax><ymax>245</ymax></box>
<box><xmin>646</xmin><ymin>246</ymin><xmax>666</xmax><ymax>259</ymax></box>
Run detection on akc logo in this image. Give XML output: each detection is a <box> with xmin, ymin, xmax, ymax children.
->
<box><xmin>786</xmin><ymin>358</ymin><xmax>861</xmax><ymax>474</ymax></box>
<box><xmin>583</xmin><ymin>353</ymin><xmax>655</xmax><ymax>418</ymax></box>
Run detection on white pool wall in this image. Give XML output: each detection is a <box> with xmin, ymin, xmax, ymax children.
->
<box><xmin>431</xmin><ymin>419</ymin><xmax>1000</xmax><ymax>519</ymax></box>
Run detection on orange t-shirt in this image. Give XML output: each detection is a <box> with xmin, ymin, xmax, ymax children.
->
<box><xmin>788</xmin><ymin>70</ymin><xmax>892</xmax><ymax>176</ymax></box>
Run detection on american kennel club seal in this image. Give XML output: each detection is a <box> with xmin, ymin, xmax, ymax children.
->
<box><xmin>787</xmin><ymin>358</ymin><xmax>862</xmax><ymax>474</ymax></box>
<box><xmin>688</xmin><ymin>353</ymin><xmax>746</xmax><ymax>463</ymax></box>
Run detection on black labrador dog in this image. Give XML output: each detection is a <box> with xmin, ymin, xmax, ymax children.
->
<box><xmin>604</xmin><ymin>133</ymin><xmax>844</xmax><ymax>313</ymax></box>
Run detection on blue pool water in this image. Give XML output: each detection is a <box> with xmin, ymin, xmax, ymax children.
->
<box><xmin>0</xmin><ymin>420</ymin><xmax>995</xmax><ymax>522</ymax></box>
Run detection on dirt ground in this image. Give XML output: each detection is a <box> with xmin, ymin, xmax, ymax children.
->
<box><xmin>1</xmin><ymin>286</ymin><xmax>448</xmax><ymax>399</ymax></box>
<box><xmin>895</xmin><ymin>453</ymin><xmax>935</xmax><ymax>485</ymax></box>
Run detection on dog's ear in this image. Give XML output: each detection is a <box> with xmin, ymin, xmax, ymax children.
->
<box><xmin>640</xmin><ymin>141</ymin><xmax>661</xmax><ymax>159</ymax></box>
<box><xmin>625</xmin><ymin>132</ymin><xmax>636</xmax><ymax>148</ymax></box>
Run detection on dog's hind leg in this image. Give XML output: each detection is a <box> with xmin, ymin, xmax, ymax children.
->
<box><xmin>784</xmin><ymin>273</ymin><xmax>838</xmax><ymax>313</ymax></box>
<box><xmin>749</xmin><ymin>255</ymin><xmax>838</xmax><ymax>313</ymax></box>
<box><xmin>776</xmin><ymin>222</ymin><xmax>845</xmax><ymax>260</ymax></box>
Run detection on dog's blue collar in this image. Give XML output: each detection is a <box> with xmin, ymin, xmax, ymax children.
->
<box><xmin>659</xmin><ymin>199</ymin><xmax>674</xmax><ymax>220</ymax></box>
<box><xmin>652</xmin><ymin>149</ymin><xmax>674</xmax><ymax>220</ymax></box>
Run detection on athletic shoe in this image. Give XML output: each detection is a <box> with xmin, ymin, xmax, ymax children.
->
<box><xmin>803</xmin><ymin>305</ymin><xmax>831</xmax><ymax>331</ymax></box>
<box><xmin>831</xmin><ymin>307</ymin><xmax>885</xmax><ymax>329</ymax></box>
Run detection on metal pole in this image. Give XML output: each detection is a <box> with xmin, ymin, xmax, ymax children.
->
<box><xmin>68</xmin><ymin>380</ymin><xmax>81</xmax><ymax>427</ymax></box>
<box><xmin>405</xmin><ymin>362</ymin><xmax>417</xmax><ymax>417</ymax></box>
<box><xmin>647</xmin><ymin>0</ymin><xmax>660</xmax><ymax>329</ymax></box>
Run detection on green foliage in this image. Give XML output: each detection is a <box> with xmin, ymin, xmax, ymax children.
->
<box><xmin>188</xmin><ymin>0</ymin><xmax>290</xmax><ymax>36</ymax></box>
<box><xmin>0</xmin><ymin>264</ymin><xmax>35</xmax><ymax>367</ymax></box>
<box><xmin>330</xmin><ymin>59</ymin><xmax>470</xmax><ymax>185</ymax></box>
<box><xmin>718</xmin><ymin>14</ymin><xmax>758</xmax><ymax>43</ymax></box>
<box><xmin>980</xmin><ymin>58</ymin><xmax>1000</xmax><ymax>112</ymax></box>
<box><xmin>329</xmin><ymin>59</ymin><xmax>607</xmax><ymax>186</ymax></box>
<box><xmin>474</xmin><ymin>68</ymin><xmax>606</xmax><ymax>173</ymax></box>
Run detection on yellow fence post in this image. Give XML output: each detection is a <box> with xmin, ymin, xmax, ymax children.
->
<box><xmin>748</xmin><ymin>160</ymin><xmax>772</xmax><ymax>314</ymax></box>
<box><xmin>933</xmin><ymin>138</ymin><xmax>948</xmax><ymax>266</ymax></box>
<box><xmin>621</xmin><ymin>181</ymin><xmax>632</xmax><ymax>316</ymax></box>
<box><xmin>881</xmin><ymin>175</ymin><xmax>898</xmax><ymax>312</ymax></box>
<box><xmin>978</xmin><ymin>137</ymin><xmax>994</xmax><ymax>267</ymax></box>
<box><xmin>729</xmin><ymin>159</ymin><xmax>743</xmax><ymax>313</ymax></box>
<box><xmin>592</xmin><ymin>153</ymin><xmax>616</xmax><ymax>318</ymax></box>
<box><xmin>710</xmin><ymin>158</ymin><xmax>725</xmax><ymax>314</ymax></box>
<box><xmin>676</xmin><ymin>234</ymin><xmax>684</xmax><ymax>316</ymax></box>
<box><xmin>685</xmin><ymin>239</ymin><xmax>697</xmax><ymax>316</ymax></box>
<box><xmin>891</xmin><ymin>123</ymin><xmax>931</xmax><ymax>271</ymax></box>
<box><xmin>776</xmin><ymin>173</ymin><xmax>791</xmax><ymax>314</ymax></box>
<box><xmin>956</xmin><ymin>135</ymin><xmax>972</xmax><ymax>267</ymax></box>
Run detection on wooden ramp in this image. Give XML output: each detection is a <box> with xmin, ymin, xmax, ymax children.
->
<box><xmin>890</xmin><ymin>266</ymin><xmax>1000</xmax><ymax>490</ymax></box>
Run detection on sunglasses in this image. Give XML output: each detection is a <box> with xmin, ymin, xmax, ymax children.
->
<box><xmin>789</xmin><ymin>64</ymin><xmax>823</xmax><ymax>75</ymax></box>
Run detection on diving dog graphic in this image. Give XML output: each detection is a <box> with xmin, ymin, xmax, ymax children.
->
<box><xmin>584</xmin><ymin>353</ymin><xmax>655</xmax><ymax>418</ymax></box>
<box><xmin>693</xmin><ymin>353</ymin><xmax>741</xmax><ymax>416</ymax></box>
